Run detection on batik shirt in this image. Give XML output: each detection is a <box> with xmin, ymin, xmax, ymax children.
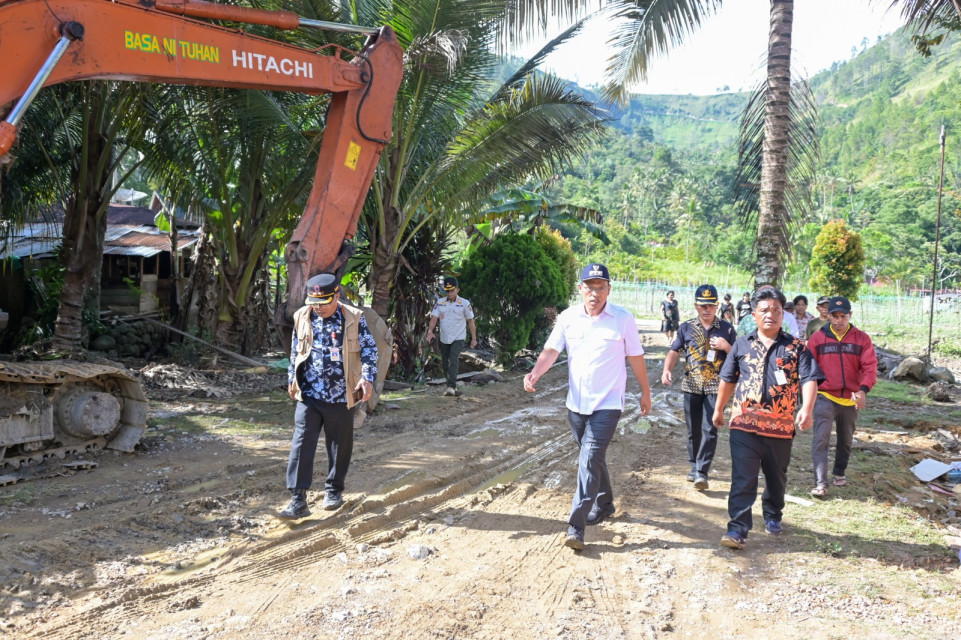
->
<box><xmin>670</xmin><ymin>316</ymin><xmax>737</xmax><ymax>395</ymax></box>
<box><xmin>719</xmin><ymin>329</ymin><xmax>823</xmax><ymax>439</ymax></box>
<box><xmin>288</xmin><ymin>307</ymin><xmax>378</xmax><ymax>403</ymax></box>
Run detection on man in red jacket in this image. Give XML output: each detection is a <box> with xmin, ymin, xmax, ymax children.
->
<box><xmin>806</xmin><ymin>296</ymin><xmax>878</xmax><ymax>497</ymax></box>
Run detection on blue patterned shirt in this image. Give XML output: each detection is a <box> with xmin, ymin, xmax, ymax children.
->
<box><xmin>288</xmin><ymin>307</ymin><xmax>378</xmax><ymax>403</ymax></box>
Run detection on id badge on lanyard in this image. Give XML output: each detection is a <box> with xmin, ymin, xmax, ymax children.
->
<box><xmin>330</xmin><ymin>322</ymin><xmax>343</xmax><ymax>362</ymax></box>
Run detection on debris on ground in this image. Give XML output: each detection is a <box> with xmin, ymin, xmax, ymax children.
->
<box><xmin>138</xmin><ymin>363</ymin><xmax>286</xmax><ymax>399</ymax></box>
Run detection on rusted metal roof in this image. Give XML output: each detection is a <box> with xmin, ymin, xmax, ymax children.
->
<box><xmin>103</xmin><ymin>229</ymin><xmax>198</xmax><ymax>257</ymax></box>
<box><xmin>1</xmin><ymin>222</ymin><xmax>198</xmax><ymax>260</ymax></box>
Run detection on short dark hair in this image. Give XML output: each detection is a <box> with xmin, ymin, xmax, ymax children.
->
<box><xmin>793</xmin><ymin>294</ymin><xmax>808</xmax><ymax>306</ymax></box>
<box><xmin>667</xmin><ymin>290</ymin><xmax>675</xmax><ymax>296</ymax></box>
<box><xmin>724</xmin><ymin>293</ymin><xmax>731</xmax><ymax>301</ymax></box>
<box><xmin>753</xmin><ymin>286</ymin><xmax>786</xmax><ymax>309</ymax></box>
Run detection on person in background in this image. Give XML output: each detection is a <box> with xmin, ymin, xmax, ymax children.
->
<box><xmin>427</xmin><ymin>276</ymin><xmax>477</xmax><ymax>397</ymax></box>
<box><xmin>805</xmin><ymin>296</ymin><xmax>831</xmax><ymax>339</ymax></box>
<box><xmin>661</xmin><ymin>284</ymin><xmax>737</xmax><ymax>491</ymax></box>
<box><xmin>794</xmin><ymin>295</ymin><xmax>815</xmax><ymax>338</ymax></box>
<box><xmin>806</xmin><ymin>296</ymin><xmax>878</xmax><ymax>497</ymax></box>
<box><xmin>735</xmin><ymin>291</ymin><xmax>753</xmax><ymax>324</ymax></box>
<box><xmin>280</xmin><ymin>274</ymin><xmax>379</xmax><ymax>519</ymax></box>
<box><xmin>713</xmin><ymin>287</ymin><xmax>823</xmax><ymax>550</ymax></box>
<box><xmin>524</xmin><ymin>263</ymin><xmax>652</xmax><ymax>551</ymax></box>
<box><xmin>661</xmin><ymin>290</ymin><xmax>680</xmax><ymax>343</ymax></box>
<box><xmin>782</xmin><ymin>299</ymin><xmax>801</xmax><ymax>338</ymax></box>
<box><xmin>719</xmin><ymin>293</ymin><xmax>735</xmax><ymax>323</ymax></box>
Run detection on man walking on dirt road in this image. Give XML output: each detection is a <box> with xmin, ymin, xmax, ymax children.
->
<box><xmin>806</xmin><ymin>296</ymin><xmax>877</xmax><ymax>498</ymax></box>
<box><xmin>712</xmin><ymin>287</ymin><xmax>822</xmax><ymax>550</ymax></box>
<box><xmin>661</xmin><ymin>284</ymin><xmax>736</xmax><ymax>491</ymax></box>
<box><xmin>279</xmin><ymin>273</ymin><xmax>379</xmax><ymax>519</ymax></box>
<box><xmin>524</xmin><ymin>263</ymin><xmax>652</xmax><ymax>551</ymax></box>
<box><xmin>427</xmin><ymin>276</ymin><xmax>477</xmax><ymax>397</ymax></box>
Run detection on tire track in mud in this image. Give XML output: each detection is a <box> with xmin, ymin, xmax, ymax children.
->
<box><xmin>31</xmin><ymin>385</ymin><xmax>579</xmax><ymax>638</ymax></box>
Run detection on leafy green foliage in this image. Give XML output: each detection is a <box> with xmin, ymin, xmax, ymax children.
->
<box><xmin>460</xmin><ymin>233</ymin><xmax>566</xmax><ymax>366</ymax></box>
<box><xmin>809</xmin><ymin>220</ymin><xmax>865</xmax><ymax>301</ymax></box>
<box><xmin>534</xmin><ymin>227</ymin><xmax>578</xmax><ymax>306</ymax></box>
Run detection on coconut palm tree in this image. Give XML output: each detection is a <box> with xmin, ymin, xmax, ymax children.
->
<box><xmin>141</xmin><ymin>86</ymin><xmax>317</xmax><ymax>353</ymax></box>
<box><xmin>358</xmin><ymin>0</ymin><xmax>609</xmax><ymax>320</ymax></box>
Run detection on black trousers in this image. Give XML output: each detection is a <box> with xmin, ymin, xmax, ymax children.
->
<box><xmin>683</xmin><ymin>392</ymin><xmax>718</xmax><ymax>476</ymax></box>
<box><xmin>439</xmin><ymin>339</ymin><xmax>465</xmax><ymax>388</ymax></box>
<box><xmin>286</xmin><ymin>397</ymin><xmax>354</xmax><ymax>493</ymax></box>
<box><xmin>727</xmin><ymin>428</ymin><xmax>793</xmax><ymax>537</ymax></box>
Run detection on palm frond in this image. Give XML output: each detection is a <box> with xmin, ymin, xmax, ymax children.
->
<box><xmin>602</xmin><ymin>0</ymin><xmax>721</xmax><ymax>103</ymax></box>
<box><xmin>491</xmin><ymin>18</ymin><xmax>589</xmax><ymax>102</ymax></box>
<box><xmin>410</xmin><ymin>74</ymin><xmax>608</xmax><ymax>216</ymax></box>
<box><xmin>732</xmin><ymin>75</ymin><xmax>821</xmax><ymax>261</ymax></box>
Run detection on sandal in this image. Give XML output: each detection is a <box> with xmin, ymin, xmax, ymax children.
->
<box><xmin>810</xmin><ymin>485</ymin><xmax>828</xmax><ymax>497</ymax></box>
<box><xmin>833</xmin><ymin>475</ymin><xmax>847</xmax><ymax>487</ymax></box>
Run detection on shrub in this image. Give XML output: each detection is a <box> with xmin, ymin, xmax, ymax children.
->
<box><xmin>809</xmin><ymin>219</ymin><xmax>865</xmax><ymax>301</ymax></box>
<box><xmin>460</xmin><ymin>233</ymin><xmax>566</xmax><ymax>366</ymax></box>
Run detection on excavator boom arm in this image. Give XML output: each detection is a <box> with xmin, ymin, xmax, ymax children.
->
<box><xmin>0</xmin><ymin>0</ymin><xmax>403</xmax><ymax>328</ymax></box>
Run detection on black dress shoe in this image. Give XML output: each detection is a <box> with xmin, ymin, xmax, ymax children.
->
<box><xmin>586</xmin><ymin>503</ymin><xmax>616</xmax><ymax>526</ymax></box>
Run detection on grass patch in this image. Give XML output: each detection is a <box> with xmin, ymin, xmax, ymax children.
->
<box><xmin>790</xmin><ymin>496</ymin><xmax>947</xmax><ymax>563</ymax></box>
<box><xmin>0</xmin><ymin>485</ymin><xmax>38</xmax><ymax>507</ymax></box>
<box><xmin>869</xmin><ymin>379</ymin><xmax>925</xmax><ymax>404</ymax></box>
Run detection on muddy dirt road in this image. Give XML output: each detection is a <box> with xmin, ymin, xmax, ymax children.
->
<box><xmin>1</xmin><ymin>331</ymin><xmax>959</xmax><ymax>639</ymax></box>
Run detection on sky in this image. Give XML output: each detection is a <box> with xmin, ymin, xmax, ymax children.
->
<box><xmin>524</xmin><ymin>1</ymin><xmax>907</xmax><ymax>95</ymax></box>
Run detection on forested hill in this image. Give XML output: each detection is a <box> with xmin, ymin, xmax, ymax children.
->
<box><xmin>589</xmin><ymin>91</ymin><xmax>747</xmax><ymax>156</ymax></box>
<box><xmin>549</xmin><ymin>25</ymin><xmax>961</xmax><ymax>291</ymax></box>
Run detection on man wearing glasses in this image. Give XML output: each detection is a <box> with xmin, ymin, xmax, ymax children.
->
<box><xmin>279</xmin><ymin>273</ymin><xmax>379</xmax><ymax>519</ymax></box>
<box><xmin>661</xmin><ymin>284</ymin><xmax>737</xmax><ymax>491</ymax></box>
<box><xmin>524</xmin><ymin>264</ymin><xmax>652</xmax><ymax>551</ymax></box>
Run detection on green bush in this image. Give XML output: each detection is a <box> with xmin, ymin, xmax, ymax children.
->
<box><xmin>460</xmin><ymin>233</ymin><xmax>566</xmax><ymax>366</ymax></box>
<box><xmin>809</xmin><ymin>219</ymin><xmax>865</xmax><ymax>301</ymax></box>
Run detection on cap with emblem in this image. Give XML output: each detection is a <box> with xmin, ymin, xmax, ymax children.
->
<box><xmin>580</xmin><ymin>263</ymin><xmax>610</xmax><ymax>282</ymax></box>
<box><xmin>694</xmin><ymin>284</ymin><xmax>719</xmax><ymax>305</ymax></box>
<box><xmin>828</xmin><ymin>296</ymin><xmax>851</xmax><ymax>314</ymax></box>
<box><xmin>442</xmin><ymin>276</ymin><xmax>458</xmax><ymax>291</ymax></box>
<box><xmin>816</xmin><ymin>295</ymin><xmax>831</xmax><ymax>306</ymax></box>
<box><xmin>304</xmin><ymin>273</ymin><xmax>339</xmax><ymax>305</ymax></box>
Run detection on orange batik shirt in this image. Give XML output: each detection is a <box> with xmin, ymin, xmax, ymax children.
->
<box><xmin>718</xmin><ymin>329</ymin><xmax>824</xmax><ymax>439</ymax></box>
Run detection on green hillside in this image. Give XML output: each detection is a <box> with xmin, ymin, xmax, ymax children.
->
<box><xmin>549</xmin><ymin>25</ymin><xmax>961</xmax><ymax>293</ymax></box>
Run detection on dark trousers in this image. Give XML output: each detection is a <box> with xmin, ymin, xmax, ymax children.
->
<box><xmin>727</xmin><ymin>428</ymin><xmax>793</xmax><ymax>537</ymax></box>
<box><xmin>567</xmin><ymin>409</ymin><xmax>621</xmax><ymax>529</ymax></box>
<box><xmin>286</xmin><ymin>397</ymin><xmax>354</xmax><ymax>493</ymax></box>
<box><xmin>812</xmin><ymin>394</ymin><xmax>859</xmax><ymax>486</ymax></box>
<box><xmin>439</xmin><ymin>339</ymin><xmax>465</xmax><ymax>388</ymax></box>
<box><xmin>683</xmin><ymin>392</ymin><xmax>718</xmax><ymax>475</ymax></box>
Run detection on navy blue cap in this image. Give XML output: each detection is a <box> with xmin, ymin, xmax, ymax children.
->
<box><xmin>580</xmin><ymin>263</ymin><xmax>610</xmax><ymax>282</ymax></box>
<box><xmin>442</xmin><ymin>276</ymin><xmax>458</xmax><ymax>291</ymax></box>
<box><xmin>694</xmin><ymin>284</ymin><xmax>719</xmax><ymax>305</ymax></box>
<box><xmin>828</xmin><ymin>296</ymin><xmax>852</xmax><ymax>314</ymax></box>
<box><xmin>305</xmin><ymin>273</ymin><xmax>339</xmax><ymax>305</ymax></box>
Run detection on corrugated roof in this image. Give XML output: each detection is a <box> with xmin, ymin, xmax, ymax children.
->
<box><xmin>0</xmin><ymin>238</ymin><xmax>61</xmax><ymax>259</ymax></box>
<box><xmin>103</xmin><ymin>229</ymin><xmax>198</xmax><ymax>257</ymax></box>
<box><xmin>1</xmin><ymin>224</ymin><xmax>198</xmax><ymax>260</ymax></box>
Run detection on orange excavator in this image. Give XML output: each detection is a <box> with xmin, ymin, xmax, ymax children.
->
<box><xmin>0</xmin><ymin>0</ymin><xmax>402</xmax><ymax>475</ymax></box>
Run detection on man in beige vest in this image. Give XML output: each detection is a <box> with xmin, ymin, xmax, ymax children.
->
<box><xmin>279</xmin><ymin>274</ymin><xmax>379</xmax><ymax>519</ymax></box>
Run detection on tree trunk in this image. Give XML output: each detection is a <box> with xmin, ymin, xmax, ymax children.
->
<box><xmin>52</xmin><ymin>117</ymin><xmax>111</xmax><ymax>352</ymax></box>
<box><xmin>369</xmin><ymin>206</ymin><xmax>401</xmax><ymax>318</ymax></box>
<box><xmin>755</xmin><ymin>0</ymin><xmax>794</xmax><ymax>288</ymax></box>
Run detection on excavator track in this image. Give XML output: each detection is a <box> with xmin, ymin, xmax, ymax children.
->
<box><xmin>0</xmin><ymin>436</ymin><xmax>106</xmax><ymax>475</ymax></box>
<box><xmin>0</xmin><ymin>360</ymin><xmax>148</xmax><ymax>475</ymax></box>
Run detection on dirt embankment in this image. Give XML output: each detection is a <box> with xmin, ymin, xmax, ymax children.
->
<box><xmin>1</xmin><ymin>330</ymin><xmax>959</xmax><ymax>639</ymax></box>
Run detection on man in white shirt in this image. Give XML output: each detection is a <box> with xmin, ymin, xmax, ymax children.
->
<box><xmin>427</xmin><ymin>276</ymin><xmax>477</xmax><ymax>397</ymax></box>
<box><xmin>524</xmin><ymin>263</ymin><xmax>652</xmax><ymax>551</ymax></box>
